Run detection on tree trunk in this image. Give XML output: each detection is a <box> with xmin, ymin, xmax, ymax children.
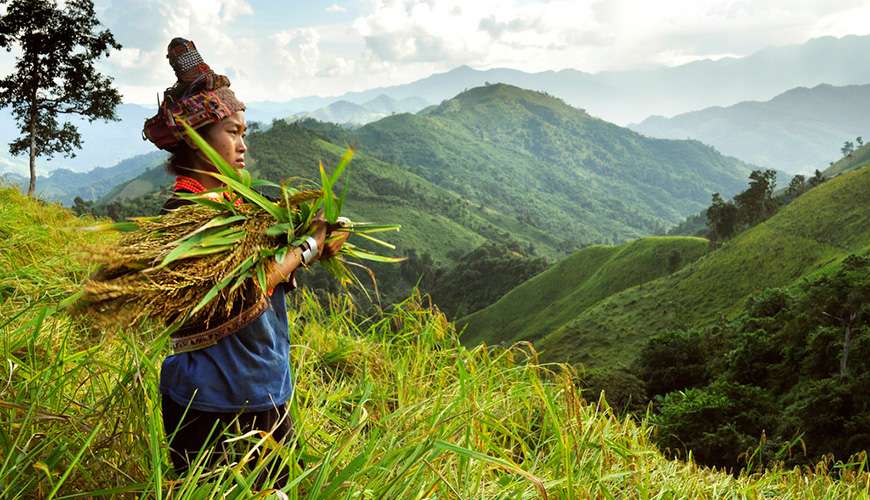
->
<box><xmin>840</xmin><ymin>312</ymin><xmax>857</xmax><ymax>377</ymax></box>
<box><xmin>27</xmin><ymin>121</ymin><xmax>37</xmax><ymax>197</ymax></box>
<box><xmin>27</xmin><ymin>97</ymin><xmax>37</xmax><ymax>197</ymax></box>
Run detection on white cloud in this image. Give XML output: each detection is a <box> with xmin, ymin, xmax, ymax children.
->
<box><xmin>88</xmin><ymin>0</ymin><xmax>870</xmax><ymax>104</ymax></box>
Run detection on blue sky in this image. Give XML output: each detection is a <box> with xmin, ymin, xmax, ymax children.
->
<box><xmin>77</xmin><ymin>0</ymin><xmax>870</xmax><ymax>104</ymax></box>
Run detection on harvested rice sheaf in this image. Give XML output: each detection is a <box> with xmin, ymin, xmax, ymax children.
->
<box><xmin>80</xmin><ymin>203</ymin><xmax>277</xmax><ymax>330</ymax></box>
<box><xmin>74</xmin><ymin>121</ymin><xmax>402</xmax><ymax>331</ymax></box>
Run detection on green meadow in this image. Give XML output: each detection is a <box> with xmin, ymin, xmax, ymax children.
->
<box><xmin>2</xmin><ymin>185</ymin><xmax>869</xmax><ymax>497</ymax></box>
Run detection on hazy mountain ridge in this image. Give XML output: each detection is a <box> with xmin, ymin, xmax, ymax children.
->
<box><xmin>1</xmin><ymin>150</ymin><xmax>165</xmax><ymax>205</ymax></box>
<box><xmin>632</xmin><ymin>83</ymin><xmax>870</xmax><ymax>174</ymax></box>
<box><xmin>332</xmin><ymin>35</ymin><xmax>870</xmax><ymax>124</ymax></box>
<box><xmin>291</xmin><ymin>95</ymin><xmax>429</xmax><ymax>125</ymax></box>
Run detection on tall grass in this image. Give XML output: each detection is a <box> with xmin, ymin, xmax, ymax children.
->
<box><xmin>1</xmin><ymin>187</ymin><xmax>869</xmax><ymax>498</ymax></box>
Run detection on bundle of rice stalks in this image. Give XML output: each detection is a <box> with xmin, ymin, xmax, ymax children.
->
<box><xmin>75</xmin><ymin>120</ymin><xmax>402</xmax><ymax>331</ymax></box>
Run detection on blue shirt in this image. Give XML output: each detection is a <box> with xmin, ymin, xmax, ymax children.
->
<box><xmin>159</xmin><ymin>283</ymin><xmax>293</xmax><ymax>413</ymax></box>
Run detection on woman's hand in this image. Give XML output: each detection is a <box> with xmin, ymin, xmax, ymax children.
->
<box><xmin>321</xmin><ymin>229</ymin><xmax>350</xmax><ymax>259</ymax></box>
<box><xmin>321</xmin><ymin>218</ymin><xmax>350</xmax><ymax>259</ymax></box>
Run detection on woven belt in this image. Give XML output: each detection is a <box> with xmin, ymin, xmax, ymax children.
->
<box><xmin>170</xmin><ymin>294</ymin><xmax>270</xmax><ymax>353</ymax></box>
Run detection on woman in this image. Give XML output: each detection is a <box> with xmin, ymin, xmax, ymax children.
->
<box><xmin>142</xmin><ymin>38</ymin><xmax>347</xmax><ymax>475</ymax></box>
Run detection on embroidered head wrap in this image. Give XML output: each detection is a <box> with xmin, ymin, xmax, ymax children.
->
<box><xmin>143</xmin><ymin>38</ymin><xmax>245</xmax><ymax>150</ymax></box>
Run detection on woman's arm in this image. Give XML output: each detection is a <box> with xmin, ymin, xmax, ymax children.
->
<box><xmin>265</xmin><ymin>219</ymin><xmax>328</xmax><ymax>290</ymax></box>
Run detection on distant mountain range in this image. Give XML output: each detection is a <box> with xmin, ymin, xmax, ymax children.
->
<box><xmin>0</xmin><ymin>101</ymin><xmax>324</xmax><ymax>177</ymax></box>
<box><xmin>291</xmin><ymin>95</ymin><xmax>429</xmax><ymax>126</ymax></box>
<box><xmin>0</xmin><ymin>103</ymin><xmax>157</xmax><ymax>176</ymax></box>
<box><xmin>0</xmin><ymin>151</ymin><xmax>166</xmax><ymax>205</ymax></box>
<box><xmin>96</xmin><ymin>84</ymin><xmax>757</xmax><ymax>304</ymax></box>
<box><xmin>632</xmin><ymin>83</ymin><xmax>870</xmax><ymax>175</ymax></box>
<box><xmin>2</xmin><ymin>33</ymin><xmax>869</xmax><ymax>178</ymax></box>
<box><xmin>330</xmin><ymin>34</ymin><xmax>870</xmax><ymax>125</ymax></box>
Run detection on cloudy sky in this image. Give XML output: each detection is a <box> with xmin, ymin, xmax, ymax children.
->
<box><xmin>57</xmin><ymin>0</ymin><xmax>870</xmax><ymax>103</ymax></box>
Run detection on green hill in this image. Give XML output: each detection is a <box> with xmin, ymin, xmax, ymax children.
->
<box><xmin>534</xmin><ymin>165</ymin><xmax>870</xmax><ymax>367</ymax></box>
<box><xmin>460</xmin><ymin>237</ymin><xmax>709</xmax><ymax>346</ymax></box>
<box><xmin>333</xmin><ymin>84</ymin><xmax>754</xmax><ymax>244</ymax></box>
<box><xmin>1</xmin><ymin>187</ymin><xmax>866</xmax><ymax>497</ymax></box>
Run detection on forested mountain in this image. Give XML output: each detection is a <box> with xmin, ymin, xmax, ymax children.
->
<box><xmin>632</xmin><ymin>83</ymin><xmax>870</xmax><ymax>175</ymax></box>
<box><xmin>463</xmin><ymin>164</ymin><xmax>870</xmax><ymax>369</ymax></box>
<box><xmin>316</xmin><ymin>84</ymin><xmax>753</xmax><ymax>245</ymax></box>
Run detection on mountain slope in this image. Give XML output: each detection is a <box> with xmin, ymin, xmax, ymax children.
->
<box><xmin>461</xmin><ymin>237</ymin><xmax>709</xmax><ymax>346</ymax></box>
<box><xmin>534</xmin><ymin>165</ymin><xmax>870</xmax><ymax>368</ymax></box>
<box><xmin>247</xmin><ymin>120</ymin><xmax>567</xmax><ymax>263</ymax></box>
<box><xmin>327</xmin><ymin>84</ymin><xmax>753</xmax><ymax>245</ymax></box>
<box><xmin>632</xmin><ymin>83</ymin><xmax>870</xmax><ymax>175</ymax></box>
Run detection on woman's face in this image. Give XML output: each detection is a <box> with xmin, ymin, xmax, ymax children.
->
<box><xmin>202</xmin><ymin>110</ymin><xmax>248</xmax><ymax>170</ymax></box>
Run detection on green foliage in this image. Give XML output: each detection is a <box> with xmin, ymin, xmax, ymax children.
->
<box><xmin>577</xmin><ymin>367</ymin><xmax>648</xmax><ymax>414</ymax></box>
<box><xmin>0</xmin><ymin>0</ymin><xmax>122</xmax><ymax>196</ymax></box>
<box><xmin>654</xmin><ymin>382</ymin><xmax>779</xmax><ymax>470</ymax></box>
<box><xmin>706</xmin><ymin>192</ymin><xmax>738</xmax><ymax>244</ymax></box>
<box><xmin>428</xmin><ymin>241</ymin><xmax>549</xmax><ymax>319</ymax></box>
<box><xmin>2</xmin><ymin>186</ymin><xmax>868</xmax><ymax>497</ymax></box>
<box><xmin>635</xmin><ymin>329</ymin><xmax>710</xmax><ymax>398</ymax></box>
<box><xmin>785</xmin><ymin>174</ymin><xmax>808</xmax><ymax>201</ymax></box>
<box><xmin>733</xmin><ymin>169</ymin><xmax>779</xmax><ymax>227</ymax></box>
<box><xmin>644</xmin><ymin>254</ymin><xmax>870</xmax><ymax>470</ymax></box>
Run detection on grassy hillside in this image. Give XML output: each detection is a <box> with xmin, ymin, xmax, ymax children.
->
<box><xmin>461</xmin><ymin>237</ymin><xmax>709</xmax><ymax>346</ymax></box>
<box><xmin>825</xmin><ymin>141</ymin><xmax>870</xmax><ymax>177</ymax></box>
<box><xmin>2</xmin><ymin>187</ymin><xmax>867</xmax><ymax>497</ymax></box>
<box><xmin>334</xmin><ymin>84</ymin><xmax>754</xmax><ymax>244</ymax></box>
<box><xmin>536</xmin><ymin>165</ymin><xmax>870</xmax><ymax>368</ymax></box>
<box><xmin>633</xmin><ymin>83</ymin><xmax>870</xmax><ymax>175</ymax></box>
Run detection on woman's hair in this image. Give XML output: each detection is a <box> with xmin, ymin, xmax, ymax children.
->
<box><xmin>164</xmin><ymin>123</ymin><xmax>214</xmax><ymax>176</ymax></box>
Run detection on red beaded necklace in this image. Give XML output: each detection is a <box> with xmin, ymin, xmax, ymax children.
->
<box><xmin>173</xmin><ymin>175</ymin><xmax>207</xmax><ymax>193</ymax></box>
<box><xmin>173</xmin><ymin>175</ymin><xmax>243</xmax><ymax>207</ymax></box>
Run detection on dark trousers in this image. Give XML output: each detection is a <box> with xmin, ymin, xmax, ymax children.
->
<box><xmin>161</xmin><ymin>396</ymin><xmax>294</xmax><ymax>478</ymax></box>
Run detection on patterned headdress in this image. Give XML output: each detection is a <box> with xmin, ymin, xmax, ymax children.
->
<box><xmin>143</xmin><ymin>38</ymin><xmax>245</xmax><ymax>150</ymax></box>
